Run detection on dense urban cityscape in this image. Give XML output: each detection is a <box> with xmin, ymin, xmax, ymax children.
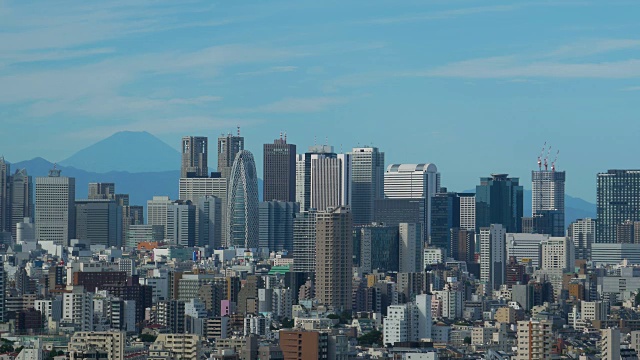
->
<box><xmin>0</xmin><ymin>129</ymin><xmax>638</xmax><ymax>359</ymax></box>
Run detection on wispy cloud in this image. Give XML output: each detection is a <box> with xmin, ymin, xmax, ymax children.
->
<box><xmin>360</xmin><ymin>4</ymin><xmax>524</xmax><ymax>25</ymax></box>
<box><xmin>229</xmin><ymin>96</ymin><xmax>348</xmax><ymax>114</ymax></box>
<box><xmin>622</xmin><ymin>86</ymin><xmax>640</xmax><ymax>91</ymax></box>
<box><xmin>542</xmin><ymin>39</ymin><xmax>640</xmax><ymax>59</ymax></box>
<box><xmin>237</xmin><ymin>66</ymin><xmax>298</xmax><ymax>76</ymax></box>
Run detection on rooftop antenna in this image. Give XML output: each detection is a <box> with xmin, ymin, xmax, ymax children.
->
<box><xmin>551</xmin><ymin>150</ymin><xmax>560</xmax><ymax>172</ymax></box>
<box><xmin>237</xmin><ymin>126</ymin><xmax>240</xmax><ymax>136</ymax></box>
<box><xmin>544</xmin><ymin>145</ymin><xmax>551</xmax><ymax>171</ymax></box>
<box><xmin>537</xmin><ymin>142</ymin><xmax>546</xmax><ymax>170</ymax></box>
<box><xmin>284</xmin><ymin>132</ymin><xmax>287</xmax><ymax>143</ymax></box>
<box><xmin>314</xmin><ymin>135</ymin><xmax>317</xmax><ymax>146</ymax></box>
<box><xmin>279</xmin><ymin>131</ymin><xmax>283</xmax><ymax>140</ymax></box>
<box><xmin>325</xmin><ymin>136</ymin><xmax>328</xmax><ymax>146</ymax></box>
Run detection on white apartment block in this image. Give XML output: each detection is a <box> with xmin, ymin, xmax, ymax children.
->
<box><xmin>383</xmin><ymin>294</ymin><xmax>432</xmax><ymax>346</ymax></box>
<box><xmin>540</xmin><ymin>237</ymin><xmax>575</xmax><ymax>272</ymax></box>
<box><xmin>400</xmin><ymin>223</ymin><xmax>423</xmax><ymax>273</ymax></box>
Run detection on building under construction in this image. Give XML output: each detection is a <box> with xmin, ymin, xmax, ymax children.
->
<box><xmin>530</xmin><ymin>144</ymin><xmax>566</xmax><ymax>237</ymax></box>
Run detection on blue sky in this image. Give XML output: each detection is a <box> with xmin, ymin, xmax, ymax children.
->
<box><xmin>2</xmin><ymin>0</ymin><xmax>640</xmax><ymax>202</ymax></box>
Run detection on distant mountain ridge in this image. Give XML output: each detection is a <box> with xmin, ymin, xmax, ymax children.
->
<box><xmin>59</xmin><ymin>131</ymin><xmax>180</xmax><ymax>173</ymax></box>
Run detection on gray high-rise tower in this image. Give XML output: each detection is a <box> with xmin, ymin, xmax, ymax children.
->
<box><xmin>181</xmin><ymin>136</ymin><xmax>208</xmax><ymax>178</ymax></box>
<box><xmin>35</xmin><ymin>167</ymin><xmax>76</xmax><ymax>245</ymax></box>
<box><xmin>217</xmin><ymin>130</ymin><xmax>244</xmax><ymax>182</ymax></box>
<box><xmin>263</xmin><ymin>135</ymin><xmax>296</xmax><ymax>202</ymax></box>
<box><xmin>0</xmin><ymin>157</ymin><xmax>9</xmax><ymax>233</ymax></box>
<box><xmin>10</xmin><ymin>169</ymin><xmax>33</xmax><ymax>238</ymax></box>
<box><xmin>227</xmin><ymin>150</ymin><xmax>259</xmax><ymax>249</ymax></box>
<box><xmin>350</xmin><ymin>147</ymin><xmax>384</xmax><ymax>226</ymax></box>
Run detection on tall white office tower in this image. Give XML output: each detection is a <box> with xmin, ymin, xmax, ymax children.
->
<box><xmin>384</xmin><ymin>163</ymin><xmax>440</xmax><ymax>239</ymax></box>
<box><xmin>569</xmin><ymin>218</ymin><xmax>595</xmax><ymax>261</ymax></box>
<box><xmin>147</xmin><ymin>196</ymin><xmax>172</xmax><ymax>239</ymax></box>
<box><xmin>35</xmin><ymin>167</ymin><xmax>76</xmax><ymax>245</ymax></box>
<box><xmin>309</xmin><ymin>151</ymin><xmax>351</xmax><ymax>212</ymax></box>
<box><xmin>350</xmin><ymin>147</ymin><xmax>384</xmax><ymax>226</ymax></box>
<box><xmin>480</xmin><ymin>224</ymin><xmax>506</xmax><ymax>291</ymax></box>
<box><xmin>227</xmin><ymin>150</ymin><xmax>259</xmax><ymax>249</ymax></box>
<box><xmin>399</xmin><ymin>223</ymin><xmax>423</xmax><ymax>273</ymax></box>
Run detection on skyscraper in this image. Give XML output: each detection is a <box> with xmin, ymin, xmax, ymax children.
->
<box><xmin>308</xmin><ymin>149</ymin><xmax>351</xmax><ymax>212</ymax></box>
<box><xmin>35</xmin><ymin>167</ymin><xmax>76</xmax><ymax>245</ymax></box>
<box><xmin>167</xmin><ymin>201</ymin><xmax>196</xmax><ymax>247</ymax></box>
<box><xmin>476</xmin><ymin>174</ymin><xmax>523</xmax><ymax>233</ymax></box>
<box><xmin>297</xmin><ymin>145</ymin><xmax>326</xmax><ymax>210</ymax></box>
<box><xmin>430</xmin><ymin>192</ymin><xmax>461</xmax><ymax>252</ymax></box>
<box><xmin>569</xmin><ymin>218</ymin><xmax>596</xmax><ymax>261</ymax></box>
<box><xmin>315</xmin><ymin>206</ymin><xmax>353</xmax><ymax>311</ymax></box>
<box><xmin>292</xmin><ymin>210</ymin><xmax>317</xmax><ymax>272</ymax></box>
<box><xmin>88</xmin><ymin>183</ymin><xmax>115</xmax><ymax>200</ymax></box>
<box><xmin>459</xmin><ymin>193</ymin><xmax>476</xmax><ymax>231</ymax></box>
<box><xmin>384</xmin><ymin>163</ymin><xmax>440</xmax><ymax>238</ymax></box>
<box><xmin>75</xmin><ymin>199</ymin><xmax>122</xmax><ymax>248</ymax></box>
<box><xmin>198</xmin><ymin>195</ymin><xmax>222</xmax><ymax>248</ymax></box>
<box><xmin>147</xmin><ymin>196</ymin><xmax>172</xmax><ymax>239</ymax></box>
<box><xmin>399</xmin><ymin>223</ymin><xmax>423</xmax><ymax>273</ymax></box>
<box><xmin>9</xmin><ymin>169</ymin><xmax>33</xmax><ymax>238</ymax></box>
<box><xmin>259</xmin><ymin>201</ymin><xmax>299</xmax><ymax>253</ymax></box>
<box><xmin>217</xmin><ymin>131</ymin><xmax>244</xmax><ymax>182</ymax></box>
<box><xmin>531</xmin><ymin>169</ymin><xmax>565</xmax><ymax>236</ymax></box>
<box><xmin>597</xmin><ymin>170</ymin><xmax>640</xmax><ymax>243</ymax></box>
<box><xmin>357</xmin><ymin>224</ymin><xmax>399</xmax><ymax>274</ymax></box>
<box><xmin>181</xmin><ymin>136</ymin><xmax>208</xmax><ymax>178</ymax></box>
<box><xmin>179</xmin><ymin>176</ymin><xmax>228</xmax><ymax>246</ymax></box>
<box><xmin>0</xmin><ymin>157</ymin><xmax>9</xmax><ymax>233</ymax></box>
<box><xmin>227</xmin><ymin>150</ymin><xmax>259</xmax><ymax>249</ymax></box>
<box><xmin>350</xmin><ymin>147</ymin><xmax>384</xmax><ymax>226</ymax></box>
<box><xmin>480</xmin><ymin>224</ymin><xmax>506</xmax><ymax>291</ymax></box>
<box><xmin>263</xmin><ymin>135</ymin><xmax>296</xmax><ymax>202</ymax></box>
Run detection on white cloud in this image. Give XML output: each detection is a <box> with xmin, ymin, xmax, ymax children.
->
<box><xmin>542</xmin><ymin>39</ymin><xmax>640</xmax><ymax>59</ymax></box>
<box><xmin>237</xmin><ymin>66</ymin><xmax>298</xmax><ymax>76</ymax></box>
<box><xmin>622</xmin><ymin>86</ymin><xmax>640</xmax><ymax>91</ymax></box>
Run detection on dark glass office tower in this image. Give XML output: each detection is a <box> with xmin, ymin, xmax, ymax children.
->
<box><xmin>597</xmin><ymin>170</ymin><xmax>640</xmax><ymax>243</ymax></box>
<box><xmin>263</xmin><ymin>136</ymin><xmax>296</xmax><ymax>202</ymax></box>
<box><xmin>475</xmin><ymin>174</ymin><xmax>523</xmax><ymax>233</ymax></box>
<box><xmin>431</xmin><ymin>192</ymin><xmax>461</xmax><ymax>252</ymax></box>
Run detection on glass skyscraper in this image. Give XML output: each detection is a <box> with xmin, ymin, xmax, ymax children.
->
<box><xmin>227</xmin><ymin>150</ymin><xmax>259</xmax><ymax>249</ymax></box>
<box><xmin>475</xmin><ymin>174</ymin><xmax>523</xmax><ymax>233</ymax></box>
<box><xmin>597</xmin><ymin>170</ymin><xmax>640</xmax><ymax>243</ymax></box>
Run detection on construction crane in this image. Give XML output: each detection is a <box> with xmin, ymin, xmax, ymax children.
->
<box><xmin>537</xmin><ymin>142</ymin><xmax>546</xmax><ymax>170</ymax></box>
<box><xmin>544</xmin><ymin>145</ymin><xmax>552</xmax><ymax>171</ymax></box>
<box><xmin>551</xmin><ymin>150</ymin><xmax>560</xmax><ymax>172</ymax></box>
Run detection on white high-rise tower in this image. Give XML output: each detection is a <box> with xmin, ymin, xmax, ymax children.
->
<box><xmin>35</xmin><ymin>167</ymin><xmax>75</xmax><ymax>245</ymax></box>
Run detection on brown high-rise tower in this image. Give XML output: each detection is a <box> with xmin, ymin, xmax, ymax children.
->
<box><xmin>263</xmin><ymin>134</ymin><xmax>296</xmax><ymax>202</ymax></box>
<box><xmin>315</xmin><ymin>206</ymin><xmax>353</xmax><ymax>311</ymax></box>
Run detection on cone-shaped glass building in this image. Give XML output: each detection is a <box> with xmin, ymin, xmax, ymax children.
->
<box><xmin>227</xmin><ymin>150</ymin><xmax>259</xmax><ymax>249</ymax></box>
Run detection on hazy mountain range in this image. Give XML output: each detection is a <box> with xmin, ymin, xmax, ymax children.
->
<box><xmin>8</xmin><ymin>131</ymin><xmax>595</xmax><ymax>226</ymax></box>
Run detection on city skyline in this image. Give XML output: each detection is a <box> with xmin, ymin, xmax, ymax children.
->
<box><xmin>2</xmin><ymin>1</ymin><xmax>640</xmax><ymax>202</ymax></box>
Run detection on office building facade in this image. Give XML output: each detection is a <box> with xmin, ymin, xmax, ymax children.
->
<box><xmin>35</xmin><ymin>168</ymin><xmax>76</xmax><ymax>245</ymax></box>
<box><xmin>263</xmin><ymin>136</ymin><xmax>296</xmax><ymax>202</ymax></box>
<box><xmin>480</xmin><ymin>224</ymin><xmax>506</xmax><ymax>291</ymax></box>
<box><xmin>75</xmin><ymin>199</ymin><xmax>122</xmax><ymax>248</ymax></box>
<box><xmin>597</xmin><ymin>170</ymin><xmax>640</xmax><ymax>243</ymax></box>
<box><xmin>350</xmin><ymin>147</ymin><xmax>384</xmax><ymax>226</ymax></box>
<box><xmin>259</xmin><ymin>201</ymin><xmax>298</xmax><ymax>253</ymax></box>
<box><xmin>217</xmin><ymin>132</ymin><xmax>244</xmax><ymax>182</ymax></box>
<box><xmin>181</xmin><ymin>136</ymin><xmax>208</xmax><ymax>178</ymax></box>
<box><xmin>476</xmin><ymin>174</ymin><xmax>523</xmax><ymax>233</ymax></box>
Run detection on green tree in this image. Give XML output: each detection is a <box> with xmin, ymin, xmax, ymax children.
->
<box><xmin>358</xmin><ymin>330</ymin><xmax>383</xmax><ymax>346</ymax></box>
<box><xmin>139</xmin><ymin>334</ymin><xmax>157</xmax><ymax>343</ymax></box>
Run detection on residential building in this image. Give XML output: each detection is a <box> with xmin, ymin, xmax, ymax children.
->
<box><xmin>515</xmin><ymin>320</ymin><xmax>552</xmax><ymax>360</ymax></box>
<box><xmin>315</xmin><ymin>206</ymin><xmax>353</xmax><ymax>311</ymax></box>
<box><xmin>383</xmin><ymin>294</ymin><xmax>432</xmax><ymax>346</ymax></box>
<box><xmin>292</xmin><ymin>210</ymin><xmax>317</xmax><ymax>272</ymax></box>
<box><xmin>600</xmin><ymin>328</ymin><xmax>621</xmax><ymax>360</ymax></box>
<box><xmin>569</xmin><ymin>218</ymin><xmax>596</xmax><ymax>260</ymax></box>
<box><xmin>68</xmin><ymin>331</ymin><xmax>125</xmax><ymax>360</ymax></box>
